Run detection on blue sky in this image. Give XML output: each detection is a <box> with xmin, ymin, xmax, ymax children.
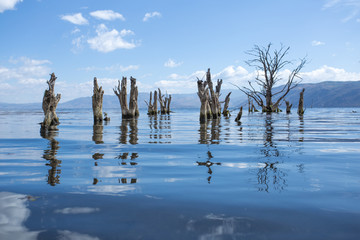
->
<box><xmin>0</xmin><ymin>0</ymin><xmax>359</xmax><ymax>103</ymax></box>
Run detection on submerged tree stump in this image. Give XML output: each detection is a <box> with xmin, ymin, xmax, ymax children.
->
<box><xmin>145</xmin><ymin>90</ymin><xmax>158</xmax><ymax>115</ymax></box>
<box><xmin>197</xmin><ymin>79</ymin><xmax>211</xmax><ymax>123</ymax></box>
<box><xmin>92</xmin><ymin>77</ymin><xmax>104</xmax><ymax>124</ymax></box>
<box><xmin>197</xmin><ymin>68</ymin><xmax>223</xmax><ymax>122</ymax></box>
<box><xmin>235</xmin><ymin>106</ymin><xmax>243</xmax><ymax>122</ymax></box>
<box><xmin>222</xmin><ymin>92</ymin><xmax>231</xmax><ymax>117</ymax></box>
<box><xmin>285</xmin><ymin>100</ymin><xmax>292</xmax><ymax>114</ymax></box>
<box><xmin>297</xmin><ymin>88</ymin><xmax>305</xmax><ymax>115</ymax></box>
<box><xmin>158</xmin><ymin>88</ymin><xmax>171</xmax><ymax>114</ymax></box>
<box><xmin>41</xmin><ymin>73</ymin><xmax>61</xmax><ymax>129</ymax></box>
<box><xmin>113</xmin><ymin>76</ymin><xmax>139</xmax><ymax>118</ymax></box>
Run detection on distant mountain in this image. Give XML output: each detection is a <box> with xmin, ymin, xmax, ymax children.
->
<box><xmin>1</xmin><ymin>81</ymin><xmax>360</xmax><ymax>110</ymax></box>
<box><xmin>275</xmin><ymin>81</ymin><xmax>360</xmax><ymax>108</ymax></box>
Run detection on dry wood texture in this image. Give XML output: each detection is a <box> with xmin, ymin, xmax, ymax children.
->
<box><xmin>113</xmin><ymin>76</ymin><xmax>139</xmax><ymax>118</ymax></box>
<box><xmin>92</xmin><ymin>77</ymin><xmax>104</xmax><ymax>123</ymax></box>
<box><xmin>42</xmin><ymin>73</ymin><xmax>61</xmax><ymax>129</ymax></box>
<box><xmin>297</xmin><ymin>88</ymin><xmax>305</xmax><ymax>115</ymax></box>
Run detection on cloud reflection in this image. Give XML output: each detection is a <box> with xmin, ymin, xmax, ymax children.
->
<box><xmin>0</xmin><ymin>192</ymin><xmax>41</xmax><ymax>240</ymax></box>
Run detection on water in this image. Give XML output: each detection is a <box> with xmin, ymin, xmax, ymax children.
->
<box><xmin>0</xmin><ymin>108</ymin><xmax>360</xmax><ymax>239</ymax></box>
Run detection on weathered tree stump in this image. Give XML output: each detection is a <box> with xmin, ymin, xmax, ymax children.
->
<box><xmin>297</xmin><ymin>88</ymin><xmax>305</xmax><ymax>115</ymax></box>
<box><xmin>197</xmin><ymin>68</ymin><xmax>223</xmax><ymax>122</ymax></box>
<box><xmin>145</xmin><ymin>90</ymin><xmax>158</xmax><ymax>115</ymax></box>
<box><xmin>222</xmin><ymin>92</ymin><xmax>231</xmax><ymax>117</ymax></box>
<box><xmin>158</xmin><ymin>88</ymin><xmax>171</xmax><ymax>114</ymax></box>
<box><xmin>285</xmin><ymin>100</ymin><xmax>292</xmax><ymax>114</ymax></box>
<box><xmin>113</xmin><ymin>76</ymin><xmax>139</xmax><ymax>118</ymax></box>
<box><xmin>197</xmin><ymin>79</ymin><xmax>211</xmax><ymax>123</ymax></box>
<box><xmin>207</xmin><ymin>69</ymin><xmax>222</xmax><ymax>118</ymax></box>
<box><xmin>41</xmin><ymin>73</ymin><xmax>61</xmax><ymax>129</ymax></box>
<box><xmin>92</xmin><ymin>77</ymin><xmax>104</xmax><ymax>124</ymax></box>
<box><xmin>235</xmin><ymin>106</ymin><xmax>243</xmax><ymax>122</ymax></box>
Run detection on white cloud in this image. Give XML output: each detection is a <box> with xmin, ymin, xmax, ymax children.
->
<box><xmin>55</xmin><ymin>207</ymin><xmax>100</xmax><ymax>214</ymax></box>
<box><xmin>301</xmin><ymin>65</ymin><xmax>360</xmax><ymax>83</ymax></box>
<box><xmin>164</xmin><ymin>58</ymin><xmax>183</xmax><ymax>68</ymax></box>
<box><xmin>0</xmin><ymin>57</ymin><xmax>52</xmax><ymax>103</ymax></box>
<box><xmin>311</xmin><ymin>40</ymin><xmax>325</xmax><ymax>46</ymax></box>
<box><xmin>0</xmin><ymin>192</ymin><xmax>41</xmax><ymax>240</ymax></box>
<box><xmin>0</xmin><ymin>0</ymin><xmax>23</xmax><ymax>13</ymax></box>
<box><xmin>79</xmin><ymin>64</ymin><xmax>139</xmax><ymax>72</ymax></box>
<box><xmin>143</xmin><ymin>11</ymin><xmax>161</xmax><ymax>21</ymax></box>
<box><xmin>323</xmin><ymin>0</ymin><xmax>360</xmax><ymax>22</ymax></box>
<box><xmin>61</xmin><ymin>13</ymin><xmax>88</xmax><ymax>25</ymax></box>
<box><xmin>87</xmin><ymin>24</ymin><xmax>136</xmax><ymax>53</ymax></box>
<box><xmin>57</xmin><ymin>230</ymin><xmax>100</xmax><ymax>240</ymax></box>
<box><xmin>119</xmin><ymin>29</ymin><xmax>134</xmax><ymax>37</ymax></box>
<box><xmin>90</xmin><ymin>10</ymin><xmax>125</xmax><ymax>21</ymax></box>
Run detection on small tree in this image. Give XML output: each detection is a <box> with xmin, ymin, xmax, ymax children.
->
<box><xmin>238</xmin><ymin>43</ymin><xmax>306</xmax><ymax>113</ymax></box>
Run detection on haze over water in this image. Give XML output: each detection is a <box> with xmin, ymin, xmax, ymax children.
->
<box><xmin>0</xmin><ymin>108</ymin><xmax>360</xmax><ymax>239</ymax></box>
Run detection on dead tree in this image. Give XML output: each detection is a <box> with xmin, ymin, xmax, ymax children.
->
<box><xmin>42</xmin><ymin>73</ymin><xmax>61</xmax><ymax>129</ymax></box>
<box><xmin>285</xmin><ymin>100</ymin><xmax>292</xmax><ymax>114</ymax></box>
<box><xmin>235</xmin><ymin>106</ymin><xmax>243</xmax><ymax>122</ymax></box>
<box><xmin>235</xmin><ymin>43</ymin><xmax>306</xmax><ymax>113</ymax></box>
<box><xmin>158</xmin><ymin>88</ymin><xmax>171</xmax><ymax>114</ymax></box>
<box><xmin>297</xmin><ymin>88</ymin><xmax>305</xmax><ymax>115</ymax></box>
<box><xmin>222</xmin><ymin>92</ymin><xmax>231</xmax><ymax>117</ymax></box>
<box><xmin>206</xmin><ymin>69</ymin><xmax>222</xmax><ymax>118</ymax></box>
<box><xmin>197</xmin><ymin>68</ymin><xmax>223</xmax><ymax>122</ymax></box>
<box><xmin>113</xmin><ymin>76</ymin><xmax>139</xmax><ymax>118</ymax></box>
<box><xmin>197</xmin><ymin>79</ymin><xmax>211</xmax><ymax>123</ymax></box>
<box><xmin>145</xmin><ymin>90</ymin><xmax>158</xmax><ymax>115</ymax></box>
<box><xmin>92</xmin><ymin>77</ymin><xmax>104</xmax><ymax>124</ymax></box>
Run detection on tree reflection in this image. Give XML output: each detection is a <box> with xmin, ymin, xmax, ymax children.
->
<box><xmin>119</xmin><ymin>118</ymin><xmax>138</xmax><ymax>144</ymax></box>
<box><xmin>40</xmin><ymin>127</ymin><xmax>61</xmax><ymax>186</ymax></box>
<box><xmin>92</xmin><ymin>123</ymin><xmax>104</xmax><ymax>144</ymax></box>
<box><xmin>196</xmin><ymin>151</ymin><xmax>221</xmax><ymax>183</ymax></box>
<box><xmin>199</xmin><ymin>119</ymin><xmax>221</xmax><ymax>144</ymax></box>
<box><xmin>257</xmin><ymin>114</ymin><xmax>287</xmax><ymax>192</ymax></box>
<box><xmin>115</xmin><ymin>152</ymin><xmax>139</xmax><ymax>184</ymax></box>
<box><xmin>148</xmin><ymin>115</ymin><xmax>172</xmax><ymax>144</ymax></box>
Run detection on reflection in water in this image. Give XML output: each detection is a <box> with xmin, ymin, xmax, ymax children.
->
<box><xmin>148</xmin><ymin>115</ymin><xmax>172</xmax><ymax>144</ymax></box>
<box><xmin>92</xmin><ymin>123</ymin><xmax>104</xmax><ymax>144</ymax></box>
<box><xmin>199</xmin><ymin>119</ymin><xmax>221</xmax><ymax>144</ymax></box>
<box><xmin>119</xmin><ymin>118</ymin><xmax>138</xmax><ymax>144</ymax></box>
<box><xmin>40</xmin><ymin>127</ymin><xmax>61</xmax><ymax>186</ymax></box>
<box><xmin>197</xmin><ymin>151</ymin><xmax>221</xmax><ymax>183</ymax></box>
<box><xmin>257</xmin><ymin>114</ymin><xmax>287</xmax><ymax>192</ymax></box>
<box><xmin>0</xmin><ymin>192</ymin><xmax>41</xmax><ymax>240</ymax></box>
<box><xmin>299</xmin><ymin>115</ymin><xmax>304</xmax><ymax>142</ymax></box>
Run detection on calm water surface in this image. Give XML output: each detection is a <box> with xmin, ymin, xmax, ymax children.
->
<box><xmin>0</xmin><ymin>108</ymin><xmax>360</xmax><ymax>239</ymax></box>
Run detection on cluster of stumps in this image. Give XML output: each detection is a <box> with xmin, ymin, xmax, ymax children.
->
<box><xmin>40</xmin><ymin>69</ymin><xmax>305</xmax><ymax>131</ymax></box>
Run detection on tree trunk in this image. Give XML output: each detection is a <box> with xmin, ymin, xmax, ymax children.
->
<box><xmin>265</xmin><ymin>89</ymin><xmax>272</xmax><ymax>112</ymax></box>
<box><xmin>222</xmin><ymin>92</ymin><xmax>231</xmax><ymax>117</ymax></box>
<box><xmin>113</xmin><ymin>76</ymin><xmax>139</xmax><ymax>118</ymax></box>
<box><xmin>146</xmin><ymin>90</ymin><xmax>158</xmax><ymax>115</ymax></box>
<box><xmin>92</xmin><ymin>77</ymin><xmax>104</xmax><ymax>124</ymax></box>
<box><xmin>285</xmin><ymin>100</ymin><xmax>292</xmax><ymax>114</ymax></box>
<box><xmin>158</xmin><ymin>88</ymin><xmax>171</xmax><ymax>114</ymax></box>
<box><xmin>297</xmin><ymin>88</ymin><xmax>305</xmax><ymax>115</ymax></box>
<box><xmin>206</xmin><ymin>69</ymin><xmax>222</xmax><ymax>118</ymax></box>
<box><xmin>42</xmin><ymin>73</ymin><xmax>61</xmax><ymax>129</ymax></box>
<box><xmin>197</xmin><ymin>79</ymin><xmax>210</xmax><ymax>123</ymax></box>
<box><xmin>235</xmin><ymin>106</ymin><xmax>243</xmax><ymax>122</ymax></box>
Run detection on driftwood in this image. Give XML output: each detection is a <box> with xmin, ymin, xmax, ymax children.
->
<box><xmin>145</xmin><ymin>90</ymin><xmax>158</xmax><ymax>115</ymax></box>
<box><xmin>285</xmin><ymin>100</ymin><xmax>292</xmax><ymax>114</ymax></box>
<box><xmin>297</xmin><ymin>88</ymin><xmax>305</xmax><ymax>115</ymax></box>
<box><xmin>158</xmin><ymin>88</ymin><xmax>171</xmax><ymax>114</ymax></box>
<box><xmin>41</xmin><ymin>73</ymin><xmax>61</xmax><ymax>129</ymax></box>
<box><xmin>197</xmin><ymin>79</ymin><xmax>211</xmax><ymax>123</ymax></box>
<box><xmin>235</xmin><ymin>106</ymin><xmax>243</xmax><ymax>122</ymax></box>
<box><xmin>92</xmin><ymin>77</ymin><xmax>104</xmax><ymax>124</ymax></box>
<box><xmin>222</xmin><ymin>92</ymin><xmax>231</xmax><ymax>117</ymax></box>
<box><xmin>113</xmin><ymin>76</ymin><xmax>139</xmax><ymax>118</ymax></box>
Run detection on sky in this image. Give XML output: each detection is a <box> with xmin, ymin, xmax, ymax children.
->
<box><xmin>0</xmin><ymin>0</ymin><xmax>360</xmax><ymax>103</ymax></box>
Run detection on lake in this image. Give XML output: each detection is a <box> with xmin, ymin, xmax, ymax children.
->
<box><xmin>0</xmin><ymin>108</ymin><xmax>360</xmax><ymax>240</ymax></box>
